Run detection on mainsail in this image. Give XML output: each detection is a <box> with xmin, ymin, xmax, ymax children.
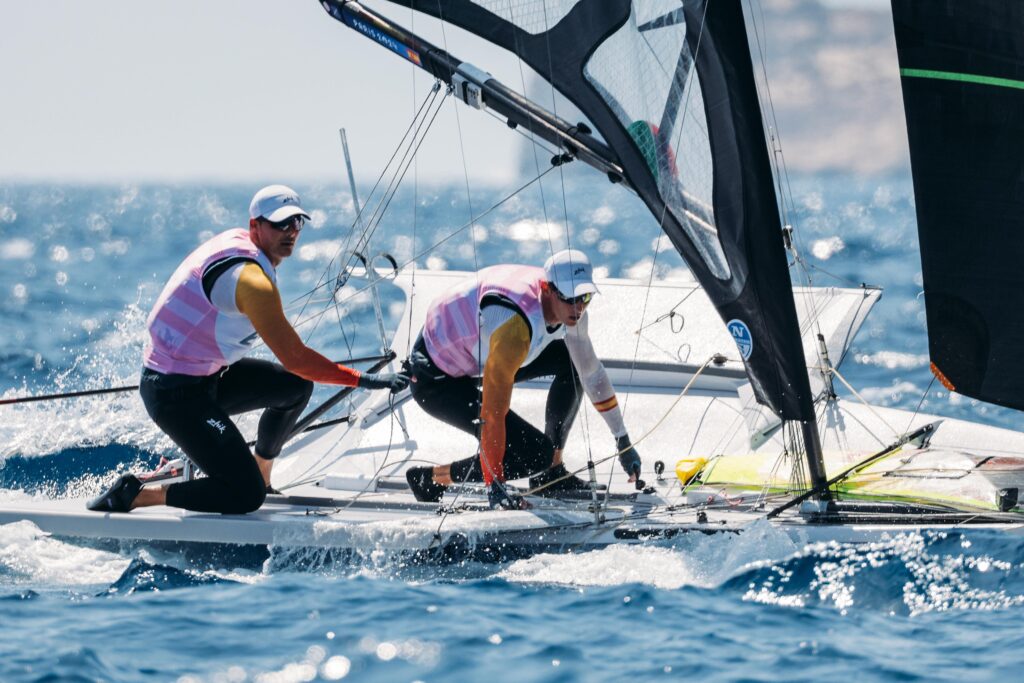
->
<box><xmin>343</xmin><ymin>0</ymin><xmax>816</xmax><ymax>423</ymax></box>
<box><xmin>892</xmin><ymin>0</ymin><xmax>1024</xmax><ymax>413</ymax></box>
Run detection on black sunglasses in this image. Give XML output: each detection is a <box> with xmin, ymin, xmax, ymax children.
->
<box><xmin>554</xmin><ymin>288</ymin><xmax>593</xmax><ymax>306</ymax></box>
<box><xmin>263</xmin><ymin>215</ymin><xmax>305</xmax><ymax>233</ymax></box>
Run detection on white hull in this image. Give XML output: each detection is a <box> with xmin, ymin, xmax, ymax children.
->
<box><xmin>3</xmin><ymin>483</ymin><xmax>1022</xmax><ymax>565</ymax></box>
<box><xmin>3</xmin><ymin>273</ymin><xmax>1024</xmax><ymax>560</ymax></box>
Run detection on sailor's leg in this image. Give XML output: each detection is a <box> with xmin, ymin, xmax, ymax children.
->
<box><xmin>142</xmin><ymin>385</ymin><xmax>266</xmax><ymax>514</ymax></box>
<box><xmin>498</xmin><ymin>412</ymin><xmax>554</xmax><ymax>481</ymax></box>
<box><xmin>514</xmin><ymin>340</ymin><xmax>582</xmax><ymax>466</ymax></box>
<box><xmin>442</xmin><ymin>410</ymin><xmax>551</xmax><ymax>484</ymax></box>
<box><xmin>410</xmin><ymin>369</ymin><xmax>483</xmax><ymax>485</ymax></box>
<box><xmin>215</xmin><ymin>358</ymin><xmax>314</xmax><ymax>485</ymax></box>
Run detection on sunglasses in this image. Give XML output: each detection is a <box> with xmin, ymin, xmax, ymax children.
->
<box><xmin>263</xmin><ymin>215</ymin><xmax>306</xmax><ymax>233</ymax></box>
<box><xmin>554</xmin><ymin>288</ymin><xmax>593</xmax><ymax>306</ymax></box>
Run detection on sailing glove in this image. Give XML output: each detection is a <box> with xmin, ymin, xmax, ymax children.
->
<box><xmin>357</xmin><ymin>371</ymin><xmax>411</xmax><ymax>393</ymax></box>
<box><xmin>616</xmin><ymin>435</ymin><xmax>642</xmax><ymax>482</ymax></box>
<box><xmin>406</xmin><ymin>351</ymin><xmax>445</xmax><ymax>381</ymax></box>
<box><xmin>487</xmin><ymin>481</ymin><xmax>530</xmax><ymax>510</ymax></box>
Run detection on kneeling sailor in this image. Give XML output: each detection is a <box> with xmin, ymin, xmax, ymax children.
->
<box><xmin>88</xmin><ymin>185</ymin><xmax>408</xmax><ymax>515</ymax></box>
<box><xmin>405</xmin><ymin>249</ymin><xmax>641</xmax><ymax>509</ymax></box>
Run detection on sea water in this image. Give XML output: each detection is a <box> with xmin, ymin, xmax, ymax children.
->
<box><xmin>1</xmin><ymin>176</ymin><xmax>1023</xmax><ymax>682</ymax></box>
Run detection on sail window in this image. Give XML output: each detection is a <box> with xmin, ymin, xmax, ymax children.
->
<box><xmin>474</xmin><ymin>0</ymin><xmax>580</xmax><ymax>35</ymax></box>
<box><xmin>582</xmin><ymin>1</ymin><xmax>730</xmax><ymax>280</ymax></box>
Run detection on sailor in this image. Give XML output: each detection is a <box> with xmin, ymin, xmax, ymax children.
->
<box><xmin>88</xmin><ymin>185</ymin><xmax>409</xmax><ymax>514</ymax></box>
<box><xmin>404</xmin><ymin>249</ymin><xmax>642</xmax><ymax>509</ymax></box>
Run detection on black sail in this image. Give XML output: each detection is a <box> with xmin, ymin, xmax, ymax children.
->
<box><xmin>892</xmin><ymin>1</ymin><xmax>1024</xmax><ymax>411</ymax></box>
<box><xmin>375</xmin><ymin>0</ymin><xmax>816</xmax><ymax>420</ymax></box>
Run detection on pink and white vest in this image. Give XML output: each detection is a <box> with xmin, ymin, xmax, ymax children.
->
<box><xmin>143</xmin><ymin>229</ymin><xmax>276</xmax><ymax>376</ymax></box>
<box><xmin>423</xmin><ymin>264</ymin><xmax>562</xmax><ymax>377</ymax></box>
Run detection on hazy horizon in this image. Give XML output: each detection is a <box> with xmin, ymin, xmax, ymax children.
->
<box><xmin>3</xmin><ymin>0</ymin><xmax>899</xmax><ymax>187</ymax></box>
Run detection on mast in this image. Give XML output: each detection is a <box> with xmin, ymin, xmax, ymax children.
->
<box><xmin>320</xmin><ymin>0</ymin><xmax>831</xmax><ymax>496</ymax></box>
<box><xmin>320</xmin><ymin>0</ymin><xmax>628</xmax><ymax>185</ymax></box>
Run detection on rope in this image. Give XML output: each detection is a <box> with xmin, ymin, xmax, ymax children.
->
<box><xmin>525</xmin><ymin>355</ymin><xmax>719</xmax><ymax>497</ymax></box>
<box><xmin>0</xmin><ymin>354</ymin><xmax>394</xmax><ymax>407</ymax></box>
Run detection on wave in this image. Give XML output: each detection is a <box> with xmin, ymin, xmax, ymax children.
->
<box><xmin>727</xmin><ymin>530</ymin><xmax>1024</xmax><ymax>616</ymax></box>
<box><xmin>103</xmin><ymin>556</ymin><xmax>237</xmax><ymax>596</ymax></box>
<box><xmin>0</xmin><ymin>445</ymin><xmax>157</xmax><ymax>499</ymax></box>
<box><xmin>0</xmin><ymin>520</ymin><xmax>130</xmax><ymax>588</ymax></box>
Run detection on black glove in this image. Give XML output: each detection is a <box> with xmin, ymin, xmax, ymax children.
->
<box><xmin>616</xmin><ymin>435</ymin><xmax>642</xmax><ymax>482</ymax></box>
<box><xmin>357</xmin><ymin>371</ymin><xmax>410</xmax><ymax>393</ymax></box>
<box><xmin>487</xmin><ymin>481</ymin><xmax>529</xmax><ymax>510</ymax></box>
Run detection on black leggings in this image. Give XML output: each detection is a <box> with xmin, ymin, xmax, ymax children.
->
<box><xmin>139</xmin><ymin>359</ymin><xmax>313</xmax><ymax>514</ymax></box>
<box><xmin>408</xmin><ymin>336</ymin><xmax>582</xmax><ymax>483</ymax></box>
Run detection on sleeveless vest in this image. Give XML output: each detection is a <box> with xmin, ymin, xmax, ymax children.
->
<box><xmin>423</xmin><ymin>264</ymin><xmax>563</xmax><ymax>377</ymax></box>
<box><xmin>143</xmin><ymin>228</ymin><xmax>276</xmax><ymax>376</ymax></box>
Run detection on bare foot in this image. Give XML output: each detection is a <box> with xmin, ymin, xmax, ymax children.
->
<box><xmin>433</xmin><ymin>464</ymin><xmax>453</xmax><ymax>486</ymax></box>
<box><xmin>255</xmin><ymin>453</ymin><xmax>274</xmax><ymax>487</ymax></box>
<box><xmin>132</xmin><ymin>486</ymin><xmax>167</xmax><ymax>510</ymax></box>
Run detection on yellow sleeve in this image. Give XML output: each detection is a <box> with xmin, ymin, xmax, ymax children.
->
<box><xmin>235</xmin><ymin>264</ymin><xmax>360</xmax><ymax>386</ymax></box>
<box><xmin>478</xmin><ymin>314</ymin><xmax>530</xmax><ymax>484</ymax></box>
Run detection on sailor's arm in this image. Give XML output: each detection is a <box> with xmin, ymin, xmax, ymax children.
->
<box><xmin>479</xmin><ymin>315</ymin><xmax>530</xmax><ymax>486</ymax></box>
<box><xmin>235</xmin><ymin>263</ymin><xmax>362</xmax><ymax>386</ymax></box>
<box><xmin>564</xmin><ymin>313</ymin><xmax>642</xmax><ymax>481</ymax></box>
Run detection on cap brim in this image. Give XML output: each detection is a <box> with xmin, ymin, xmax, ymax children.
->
<box><xmin>262</xmin><ymin>205</ymin><xmax>310</xmax><ymax>222</ymax></box>
<box><xmin>558</xmin><ymin>280</ymin><xmax>599</xmax><ymax>298</ymax></box>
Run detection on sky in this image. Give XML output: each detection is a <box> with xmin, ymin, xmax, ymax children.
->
<box><xmin>1</xmin><ymin>0</ymin><xmax>531</xmax><ymax>186</ymax></box>
<box><xmin>1</xmin><ymin>0</ymin><xmax>890</xmax><ymax>186</ymax></box>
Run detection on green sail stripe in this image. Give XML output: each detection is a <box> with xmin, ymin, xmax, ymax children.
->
<box><xmin>901</xmin><ymin>68</ymin><xmax>1024</xmax><ymax>91</ymax></box>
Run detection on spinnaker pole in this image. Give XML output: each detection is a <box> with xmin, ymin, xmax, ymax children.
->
<box><xmin>319</xmin><ymin>0</ymin><xmax>629</xmax><ymax>185</ymax></box>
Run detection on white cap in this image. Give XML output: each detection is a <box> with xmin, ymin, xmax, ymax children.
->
<box><xmin>543</xmin><ymin>249</ymin><xmax>599</xmax><ymax>299</ymax></box>
<box><xmin>248</xmin><ymin>184</ymin><xmax>311</xmax><ymax>222</ymax></box>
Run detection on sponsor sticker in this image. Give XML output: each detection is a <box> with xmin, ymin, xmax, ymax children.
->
<box><xmin>727</xmin><ymin>319</ymin><xmax>753</xmax><ymax>360</ymax></box>
<box><xmin>343</xmin><ymin>13</ymin><xmax>422</xmax><ymax>65</ymax></box>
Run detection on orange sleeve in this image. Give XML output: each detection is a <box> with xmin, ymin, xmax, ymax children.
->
<box><xmin>235</xmin><ymin>264</ymin><xmax>361</xmax><ymax>386</ymax></box>
<box><xmin>478</xmin><ymin>315</ymin><xmax>530</xmax><ymax>485</ymax></box>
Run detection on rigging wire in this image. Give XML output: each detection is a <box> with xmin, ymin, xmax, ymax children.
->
<box><xmin>238</xmin><ymin>84</ymin><xmax>450</xmax><ymax>362</ymax></box>
<box><xmin>340</xmin><ymin>34</ymin><xmax>433</xmax><ymax>498</ymax></box>
<box><xmin>829</xmin><ymin>364</ymin><xmax>902</xmax><ymax>443</ymax></box>
<box><xmin>603</xmin><ymin>0</ymin><xmax>713</xmax><ymax>494</ymax></box>
<box><xmin>435</xmin><ymin>2</ymin><xmax>497</xmax><ymax>498</ymax></box>
<box><xmin>746</xmin><ymin>0</ymin><xmax>838</xmax><ymax>400</ymax></box>
<box><xmin>279</xmin><ymin>168</ymin><xmax>561</xmax><ymax>339</ymax></box>
<box><xmin>527</xmin><ymin>0</ymin><xmax>602</xmax><ymax>481</ymax></box>
<box><xmin>289</xmin><ymin>81</ymin><xmax>446</xmax><ymax>343</ymax></box>
<box><xmin>525</xmin><ymin>355</ymin><xmax>717</xmax><ymax>497</ymax></box>
<box><xmin>905</xmin><ymin>375</ymin><xmax>937</xmax><ymax>435</ymax></box>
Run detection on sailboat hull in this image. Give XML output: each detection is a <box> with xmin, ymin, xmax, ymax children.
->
<box><xmin>3</xmin><ymin>274</ymin><xmax>1022</xmax><ymax>560</ymax></box>
<box><xmin>2</xmin><ymin>485</ymin><xmax>1022</xmax><ymax>567</ymax></box>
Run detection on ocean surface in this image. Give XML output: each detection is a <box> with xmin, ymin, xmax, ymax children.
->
<box><xmin>2</xmin><ymin>175</ymin><xmax>1023</xmax><ymax>682</ymax></box>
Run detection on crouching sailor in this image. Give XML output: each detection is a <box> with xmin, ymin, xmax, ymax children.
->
<box><xmin>404</xmin><ymin>249</ymin><xmax>642</xmax><ymax>509</ymax></box>
<box><xmin>88</xmin><ymin>185</ymin><xmax>409</xmax><ymax>514</ymax></box>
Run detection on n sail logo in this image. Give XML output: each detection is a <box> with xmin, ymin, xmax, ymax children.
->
<box><xmin>727</xmin><ymin>319</ymin><xmax>753</xmax><ymax>360</ymax></box>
